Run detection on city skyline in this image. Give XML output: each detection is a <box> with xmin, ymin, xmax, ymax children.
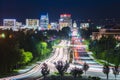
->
<box><xmin>0</xmin><ymin>0</ymin><xmax>120</xmax><ymax>24</ymax></box>
<box><xmin>0</xmin><ymin>0</ymin><xmax>120</xmax><ymax>79</ymax></box>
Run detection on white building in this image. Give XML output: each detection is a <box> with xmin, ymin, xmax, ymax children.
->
<box><xmin>3</xmin><ymin>19</ymin><xmax>16</xmax><ymax>29</ymax></box>
<box><xmin>26</xmin><ymin>19</ymin><xmax>39</xmax><ymax>29</ymax></box>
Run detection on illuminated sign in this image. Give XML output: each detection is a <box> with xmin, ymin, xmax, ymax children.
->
<box><xmin>60</xmin><ymin>14</ymin><xmax>71</xmax><ymax>18</ymax></box>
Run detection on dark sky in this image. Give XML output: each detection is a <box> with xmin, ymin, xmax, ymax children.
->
<box><xmin>0</xmin><ymin>0</ymin><xmax>120</xmax><ymax>23</ymax></box>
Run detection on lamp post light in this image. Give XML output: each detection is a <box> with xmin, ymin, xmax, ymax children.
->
<box><xmin>0</xmin><ymin>33</ymin><xmax>6</xmax><ymax>39</ymax></box>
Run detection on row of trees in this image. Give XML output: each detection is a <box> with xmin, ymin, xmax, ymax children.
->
<box><xmin>41</xmin><ymin>61</ymin><xmax>90</xmax><ymax>80</ymax></box>
<box><xmin>41</xmin><ymin>61</ymin><xmax>120</xmax><ymax>80</ymax></box>
<box><xmin>89</xmin><ymin>35</ymin><xmax>120</xmax><ymax>66</ymax></box>
<box><xmin>89</xmin><ymin>35</ymin><xmax>120</xmax><ymax>79</ymax></box>
<box><xmin>0</xmin><ymin>30</ymin><xmax>56</xmax><ymax>75</ymax></box>
<box><xmin>103</xmin><ymin>64</ymin><xmax>120</xmax><ymax>80</ymax></box>
<box><xmin>0</xmin><ymin>30</ymin><xmax>35</xmax><ymax>74</ymax></box>
<box><xmin>0</xmin><ymin>27</ymin><xmax>71</xmax><ymax>75</ymax></box>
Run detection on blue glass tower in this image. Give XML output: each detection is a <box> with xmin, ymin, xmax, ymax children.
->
<box><xmin>39</xmin><ymin>13</ymin><xmax>49</xmax><ymax>30</ymax></box>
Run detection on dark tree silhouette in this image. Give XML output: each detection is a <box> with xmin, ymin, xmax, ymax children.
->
<box><xmin>41</xmin><ymin>63</ymin><xmax>50</xmax><ymax>80</ymax></box>
<box><xmin>103</xmin><ymin>64</ymin><xmax>110</xmax><ymax>80</ymax></box>
<box><xmin>82</xmin><ymin>62</ymin><xmax>89</xmax><ymax>75</ymax></box>
<box><xmin>54</xmin><ymin>61</ymin><xmax>69</xmax><ymax>76</ymax></box>
<box><xmin>112</xmin><ymin>66</ymin><xmax>119</xmax><ymax>80</ymax></box>
<box><xmin>70</xmin><ymin>67</ymin><xmax>83</xmax><ymax>79</ymax></box>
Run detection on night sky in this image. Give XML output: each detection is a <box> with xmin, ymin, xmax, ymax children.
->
<box><xmin>0</xmin><ymin>0</ymin><xmax>120</xmax><ymax>24</ymax></box>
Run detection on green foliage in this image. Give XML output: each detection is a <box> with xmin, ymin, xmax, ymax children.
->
<box><xmin>20</xmin><ymin>49</ymin><xmax>33</xmax><ymax>64</ymax></box>
<box><xmin>90</xmin><ymin>35</ymin><xmax>120</xmax><ymax>66</ymax></box>
<box><xmin>41</xmin><ymin>42</ymin><xmax>47</xmax><ymax>49</ymax></box>
<box><xmin>54</xmin><ymin>39</ymin><xmax>61</xmax><ymax>44</ymax></box>
<box><xmin>0</xmin><ymin>30</ymin><xmax>61</xmax><ymax>76</ymax></box>
<box><xmin>36</xmin><ymin>41</ymin><xmax>50</xmax><ymax>56</ymax></box>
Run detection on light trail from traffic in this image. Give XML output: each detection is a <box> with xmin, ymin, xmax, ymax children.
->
<box><xmin>1</xmin><ymin>27</ymin><xmax>120</xmax><ymax>80</ymax></box>
<box><xmin>70</xmin><ymin>27</ymin><xmax>120</xmax><ymax>80</ymax></box>
<box><xmin>0</xmin><ymin>40</ymin><xmax>70</xmax><ymax>80</ymax></box>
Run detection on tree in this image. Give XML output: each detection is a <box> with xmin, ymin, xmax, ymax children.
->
<box><xmin>41</xmin><ymin>63</ymin><xmax>50</xmax><ymax>80</ymax></box>
<box><xmin>61</xmin><ymin>26</ymin><xmax>71</xmax><ymax>38</ymax></box>
<box><xmin>90</xmin><ymin>36</ymin><xmax>118</xmax><ymax>65</ymax></box>
<box><xmin>114</xmin><ymin>44</ymin><xmax>120</xmax><ymax>66</ymax></box>
<box><xmin>103</xmin><ymin>64</ymin><xmax>110</xmax><ymax>80</ymax></box>
<box><xmin>54</xmin><ymin>61</ymin><xmax>69</xmax><ymax>77</ymax></box>
<box><xmin>0</xmin><ymin>32</ymin><xmax>22</xmax><ymax>74</ymax></box>
<box><xmin>112</xmin><ymin>66</ymin><xmax>119</xmax><ymax>80</ymax></box>
<box><xmin>70</xmin><ymin>67</ymin><xmax>83</xmax><ymax>79</ymax></box>
<box><xmin>82</xmin><ymin>62</ymin><xmax>89</xmax><ymax>75</ymax></box>
<box><xmin>19</xmin><ymin>49</ymin><xmax>33</xmax><ymax>64</ymax></box>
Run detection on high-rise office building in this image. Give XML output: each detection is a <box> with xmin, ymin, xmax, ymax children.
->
<box><xmin>59</xmin><ymin>14</ymin><xmax>72</xmax><ymax>30</ymax></box>
<box><xmin>39</xmin><ymin>13</ymin><xmax>49</xmax><ymax>30</ymax></box>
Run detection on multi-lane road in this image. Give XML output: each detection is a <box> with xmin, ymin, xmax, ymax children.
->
<box><xmin>1</xmin><ymin>27</ymin><xmax>120</xmax><ymax>80</ymax></box>
<box><xmin>70</xmin><ymin>28</ymin><xmax>120</xmax><ymax>80</ymax></box>
<box><xmin>0</xmin><ymin>40</ymin><xmax>70</xmax><ymax>80</ymax></box>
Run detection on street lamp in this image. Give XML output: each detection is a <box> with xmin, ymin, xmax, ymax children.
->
<box><xmin>0</xmin><ymin>33</ymin><xmax>6</xmax><ymax>39</ymax></box>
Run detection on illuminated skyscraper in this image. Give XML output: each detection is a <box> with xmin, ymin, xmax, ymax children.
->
<box><xmin>59</xmin><ymin>14</ymin><xmax>72</xmax><ymax>30</ymax></box>
<box><xmin>39</xmin><ymin>13</ymin><xmax>49</xmax><ymax>30</ymax></box>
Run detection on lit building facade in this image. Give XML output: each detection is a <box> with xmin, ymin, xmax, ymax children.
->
<box><xmin>16</xmin><ymin>22</ymin><xmax>22</xmax><ymax>27</ymax></box>
<box><xmin>73</xmin><ymin>21</ymin><xmax>77</xmax><ymax>28</ymax></box>
<box><xmin>50</xmin><ymin>22</ymin><xmax>58</xmax><ymax>30</ymax></box>
<box><xmin>3</xmin><ymin>19</ymin><xmax>16</xmax><ymax>29</ymax></box>
<box><xmin>92</xmin><ymin>29</ymin><xmax>120</xmax><ymax>40</ymax></box>
<box><xmin>26</xmin><ymin>19</ymin><xmax>39</xmax><ymax>29</ymax></box>
<box><xmin>59</xmin><ymin>14</ymin><xmax>72</xmax><ymax>30</ymax></box>
<box><xmin>80</xmin><ymin>23</ymin><xmax>89</xmax><ymax>29</ymax></box>
<box><xmin>39</xmin><ymin>14</ymin><xmax>49</xmax><ymax>30</ymax></box>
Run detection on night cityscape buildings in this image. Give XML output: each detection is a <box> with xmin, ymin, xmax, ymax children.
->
<box><xmin>26</xmin><ymin>19</ymin><xmax>39</xmax><ymax>29</ymax></box>
<box><xmin>39</xmin><ymin>13</ymin><xmax>49</xmax><ymax>30</ymax></box>
<box><xmin>0</xmin><ymin>13</ymin><xmax>119</xmax><ymax>31</ymax></box>
<box><xmin>0</xmin><ymin>13</ymin><xmax>73</xmax><ymax>31</ymax></box>
<box><xmin>59</xmin><ymin>14</ymin><xmax>72</xmax><ymax>30</ymax></box>
<box><xmin>0</xmin><ymin>0</ymin><xmax>120</xmax><ymax>80</ymax></box>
